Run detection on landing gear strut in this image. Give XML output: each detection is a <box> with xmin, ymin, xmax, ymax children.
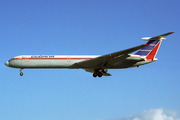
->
<box><xmin>20</xmin><ymin>69</ymin><xmax>23</xmax><ymax>76</ymax></box>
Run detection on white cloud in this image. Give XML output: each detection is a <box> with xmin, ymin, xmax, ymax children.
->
<box><xmin>129</xmin><ymin>108</ymin><xmax>178</xmax><ymax>120</ymax></box>
<box><xmin>99</xmin><ymin>108</ymin><xmax>180</xmax><ymax>120</ymax></box>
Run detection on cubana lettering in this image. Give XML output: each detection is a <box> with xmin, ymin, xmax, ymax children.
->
<box><xmin>31</xmin><ymin>55</ymin><xmax>55</xmax><ymax>58</ymax></box>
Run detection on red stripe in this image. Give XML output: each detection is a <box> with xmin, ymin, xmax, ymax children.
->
<box><xmin>146</xmin><ymin>41</ymin><xmax>161</xmax><ymax>60</ymax></box>
<box><xmin>13</xmin><ymin>57</ymin><xmax>92</xmax><ymax>60</ymax></box>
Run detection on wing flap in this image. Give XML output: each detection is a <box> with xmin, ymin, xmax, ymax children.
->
<box><xmin>107</xmin><ymin>54</ymin><xmax>130</xmax><ymax>66</ymax></box>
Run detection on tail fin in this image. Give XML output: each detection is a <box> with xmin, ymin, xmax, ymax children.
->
<box><xmin>134</xmin><ymin>32</ymin><xmax>174</xmax><ymax>60</ymax></box>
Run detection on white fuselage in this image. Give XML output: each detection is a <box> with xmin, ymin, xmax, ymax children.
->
<box><xmin>6</xmin><ymin>55</ymin><xmax>98</xmax><ymax>69</ymax></box>
<box><xmin>5</xmin><ymin>54</ymin><xmax>154</xmax><ymax>69</ymax></box>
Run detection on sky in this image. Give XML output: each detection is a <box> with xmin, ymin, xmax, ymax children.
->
<box><xmin>0</xmin><ymin>0</ymin><xmax>180</xmax><ymax>120</ymax></box>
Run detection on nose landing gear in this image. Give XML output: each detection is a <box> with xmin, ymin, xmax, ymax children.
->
<box><xmin>20</xmin><ymin>69</ymin><xmax>23</xmax><ymax>76</ymax></box>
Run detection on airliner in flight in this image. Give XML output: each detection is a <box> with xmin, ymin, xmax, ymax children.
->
<box><xmin>5</xmin><ymin>32</ymin><xmax>174</xmax><ymax>77</ymax></box>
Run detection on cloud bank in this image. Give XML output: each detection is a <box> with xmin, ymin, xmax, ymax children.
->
<box><xmin>99</xmin><ymin>108</ymin><xmax>180</xmax><ymax>120</ymax></box>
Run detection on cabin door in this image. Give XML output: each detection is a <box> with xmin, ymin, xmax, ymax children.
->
<box><xmin>67</xmin><ymin>56</ymin><xmax>71</xmax><ymax>62</ymax></box>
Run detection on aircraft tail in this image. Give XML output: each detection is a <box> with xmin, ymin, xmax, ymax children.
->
<box><xmin>134</xmin><ymin>32</ymin><xmax>174</xmax><ymax>60</ymax></box>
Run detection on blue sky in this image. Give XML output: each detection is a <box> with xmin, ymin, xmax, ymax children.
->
<box><xmin>1</xmin><ymin>0</ymin><xmax>180</xmax><ymax>120</ymax></box>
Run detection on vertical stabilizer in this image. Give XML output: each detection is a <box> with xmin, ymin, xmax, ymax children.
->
<box><xmin>134</xmin><ymin>32</ymin><xmax>174</xmax><ymax>60</ymax></box>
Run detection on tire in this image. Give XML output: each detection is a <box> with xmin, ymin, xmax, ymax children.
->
<box><xmin>93</xmin><ymin>73</ymin><xmax>97</xmax><ymax>77</ymax></box>
<box><xmin>97</xmin><ymin>72</ymin><xmax>102</xmax><ymax>77</ymax></box>
<box><xmin>20</xmin><ymin>72</ymin><xmax>23</xmax><ymax>76</ymax></box>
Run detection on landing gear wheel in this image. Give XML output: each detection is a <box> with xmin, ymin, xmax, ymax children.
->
<box><xmin>20</xmin><ymin>72</ymin><xmax>23</xmax><ymax>76</ymax></box>
<box><xmin>93</xmin><ymin>72</ymin><xmax>103</xmax><ymax>78</ymax></box>
<box><xmin>20</xmin><ymin>69</ymin><xmax>23</xmax><ymax>76</ymax></box>
<box><xmin>97</xmin><ymin>72</ymin><xmax>102</xmax><ymax>77</ymax></box>
<box><xmin>93</xmin><ymin>73</ymin><xmax>98</xmax><ymax>77</ymax></box>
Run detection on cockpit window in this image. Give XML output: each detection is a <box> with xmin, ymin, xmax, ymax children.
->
<box><xmin>10</xmin><ymin>58</ymin><xmax>14</xmax><ymax>61</ymax></box>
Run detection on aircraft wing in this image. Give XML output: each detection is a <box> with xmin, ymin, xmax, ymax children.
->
<box><xmin>69</xmin><ymin>44</ymin><xmax>148</xmax><ymax>69</ymax></box>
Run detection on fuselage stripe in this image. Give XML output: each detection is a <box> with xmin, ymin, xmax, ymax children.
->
<box><xmin>11</xmin><ymin>57</ymin><xmax>92</xmax><ymax>61</ymax></box>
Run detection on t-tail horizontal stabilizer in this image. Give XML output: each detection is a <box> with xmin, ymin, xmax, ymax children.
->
<box><xmin>141</xmin><ymin>32</ymin><xmax>174</xmax><ymax>41</ymax></box>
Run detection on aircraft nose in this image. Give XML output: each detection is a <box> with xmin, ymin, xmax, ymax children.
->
<box><xmin>4</xmin><ymin>61</ymin><xmax>9</xmax><ymax>66</ymax></box>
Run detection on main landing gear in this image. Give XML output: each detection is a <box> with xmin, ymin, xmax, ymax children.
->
<box><xmin>20</xmin><ymin>69</ymin><xmax>23</xmax><ymax>76</ymax></box>
<box><xmin>93</xmin><ymin>72</ymin><xmax>103</xmax><ymax>78</ymax></box>
<box><xmin>93</xmin><ymin>69</ymin><xmax>107</xmax><ymax>78</ymax></box>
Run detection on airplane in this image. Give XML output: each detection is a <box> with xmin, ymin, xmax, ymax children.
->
<box><xmin>4</xmin><ymin>32</ymin><xmax>174</xmax><ymax>77</ymax></box>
